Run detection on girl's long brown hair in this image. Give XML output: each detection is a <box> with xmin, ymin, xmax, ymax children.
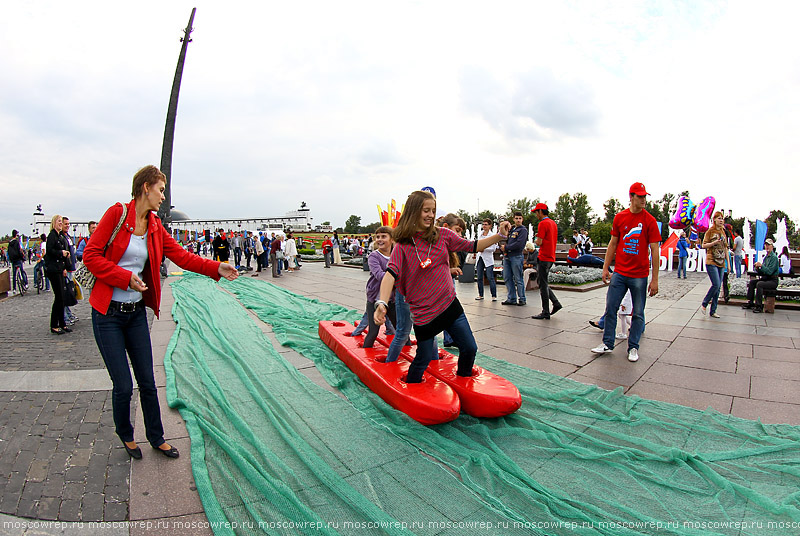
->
<box><xmin>393</xmin><ymin>191</ymin><xmax>439</xmax><ymax>245</ymax></box>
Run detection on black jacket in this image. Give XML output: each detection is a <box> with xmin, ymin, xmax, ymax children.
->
<box><xmin>7</xmin><ymin>238</ymin><xmax>22</xmax><ymax>262</ymax></box>
<box><xmin>44</xmin><ymin>230</ymin><xmax>67</xmax><ymax>273</ymax></box>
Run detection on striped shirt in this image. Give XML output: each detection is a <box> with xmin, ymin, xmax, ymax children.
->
<box><xmin>387</xmin><ymin>227</ymin><xmax>476</xmax><ymax>326</ymax></box>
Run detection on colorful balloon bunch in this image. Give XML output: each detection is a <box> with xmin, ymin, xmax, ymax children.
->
<box><xmin>378</xmin><ymin>200</ymin><xmax>402</xmax><ymax>228</ymax></box>
<box><xmin>669</xmin><ymin>195</ymin><xmax>716</xmax><ymax>232</ymax></box>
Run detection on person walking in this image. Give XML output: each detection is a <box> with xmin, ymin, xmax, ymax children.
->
<box><xmin>700</xmin><ymin>212</ymin><xmax>728</xmax><ymax>318</ymax></box>
<box><xmin>591</xmin><ymin>182</ymin><xmax>661</xmax><ymax>363</ymax></box>
<box><xmin>531</xmin><ymin>203</ymin><xmax>562</xmax><ymax>320</ymax></box>
<box><xmin>83</xmin><ymin>165</ymin><xmax>239</xmax><ymax>460</ymax></box>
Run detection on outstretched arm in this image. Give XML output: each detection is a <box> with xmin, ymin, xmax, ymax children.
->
<box><xmin>373</xmin><ymin>271</ymin><xmax>396</xmax><ymax>325</ymax></box>
<box><xmin>476</xmin><ymin>221</ymin><xmax>511</xmax><ymax>252</ymax></box>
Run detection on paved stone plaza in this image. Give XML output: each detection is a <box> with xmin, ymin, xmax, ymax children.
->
<box><xmin>0</xmin><ymin>261</ymin><xmax>797</xmax><ymax>534</ymax></box>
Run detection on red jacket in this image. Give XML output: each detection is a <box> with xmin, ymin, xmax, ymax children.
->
<box><xmin>83</xmin><ymin>199</ymin><xmax>221</xmax><ymax>318</ymax></box>
<box><xmin>322</xmin><ymin>239</ymin><xmax>333</xmax><ymax>253</ymax></box>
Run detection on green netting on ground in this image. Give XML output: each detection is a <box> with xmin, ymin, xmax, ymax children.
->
<box><xmin>208</xmin><ymin>278</ymin><xmax>800</xmax><ymax>535</ymax></box>
<box><xmin>165</xmin><ymin>274</ymin><xmax>536</xmax><ymax>536</ymax></box>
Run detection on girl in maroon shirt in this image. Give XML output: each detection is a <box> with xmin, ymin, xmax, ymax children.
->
<box><xmin>374</xmin><ymin>190</ymin><xmax>510</xmax><ymax>383</ymax></box>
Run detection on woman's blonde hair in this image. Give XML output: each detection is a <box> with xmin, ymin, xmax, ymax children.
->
<box><xmin>393</xmin><ymin>191</ymin><xmax>439</xmax><ymax>245</ymax></box>
<box><xmin>50</xmin><ymin>214</ymin><xmax>62</xmax><ymax>231</ymax></box>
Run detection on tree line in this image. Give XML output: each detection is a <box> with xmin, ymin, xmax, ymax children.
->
<box><xmin>337</xmin><ymin>192</ymin><xmax>799</xmax><ymax>248</ymax></box>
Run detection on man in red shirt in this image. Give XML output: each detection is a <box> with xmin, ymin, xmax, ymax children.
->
<box><xmin>591</xmin><ymin>182</ymin><xmax>661</xmax><ymax>362</ymax></box>
<box><xmin>531</xmin><ymin>203</ymin><xmax>563</xmax><ymax>320</ymax></box>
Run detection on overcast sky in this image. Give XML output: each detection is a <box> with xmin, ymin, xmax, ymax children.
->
<box><xmin>2</xmin><ymin>0</ymin><xmax>798</xmax><ymax>235</ymax></box>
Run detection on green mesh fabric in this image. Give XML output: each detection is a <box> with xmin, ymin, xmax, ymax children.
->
<box><xmin>165</xmin><ymin>273</ymin><xmax>800</xmax><ymax>535</ymax></box>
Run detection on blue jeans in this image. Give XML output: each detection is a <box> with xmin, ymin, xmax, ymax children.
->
<box><xmin>386</xmin><ymin>292</ymin><xmax>412</xmax><ymax>362</ymax></box>
<box><xmin>734</xmin><ymin>255</ymin><xmax>742</xmax><ymax>278</ymax></box>
<box><xmin>703</xmin><ymin>265</ymin><xmax>724</xmax><ymax>315</ymax></box>
<box><xmin>407</xmin><ymin>313</ymin><xmax>476</xmax><ymax>383</ymax></box>
<box><xmin>677</xmin><ymin>256</ymin><xmax>687</xmax><ymax>278</ymax></box>
<box><xmin>476</xmin><ymin>257</ymin><xmax>496</xmax><ymax>298</ymax></box>
<box><xmin>92</xmin><ymin>306</ymin><xmax>165</xmax><ymax>448</ymax></box>
<box><xmin>602</xmin><ymin>273</ymin><xmax>647</xmax><ymax>351</ymax></box>
<box><xmin>352</xmin><ymin>311</ymin><xmax>394</xmax><ymax>337</ymax></box>
<box><xmin>503</xmin><ymin>255</ymin><xmax>525</xmax><ymax>302</ymax></box>
<box><xmin>12</xmin><ymin>260</ymin><xmax>27</xmax><ymax>290</ymax></box>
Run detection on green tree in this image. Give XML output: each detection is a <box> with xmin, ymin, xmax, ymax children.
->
<box><xmin>765</xmin><ymin>210</ymin><xmax>798</xmax><ymax>248</ymax></box>
<box><xmin>603</xmin><ymin>197</ymin><xmax>625</xmax><ymax>223</ymax></box>
<box><xmin>360</xmin><ymin>221</ymin><xmax>380</xmax><ymax>234</ymax></box>
<box><xmin>321</xmin><ymin>221</ymin><xmax>330</xmax><ymax>226</ymax></box>
<box><xmin>476</xmin><ymin>210</ymin><xmax>499</xmax><ymax>226</ymax></box>
<box><xmin>551</xmin><ymin>193</ymin><xmax>574</xmax><ymax>240</ymax></box>
<box><xmin>455</xmin><ymin>209</ymin><xmax>475</xmax><ymax>231</ymax></box>
<box><xmin>344</xmin><ymin>215</ymin><xmax>361</xmax><ymax>234</ymax></box>
<box><xmin>506</xmin><ymin>197</ymin><xmax>540</xmax><ymax>228</ymax></box>
<box><xmin>571</xmin><ymin>192</ymin><xmax>594</xmax><ymax>231</ymax></box>
<box><xmin>589</xmin><ymin>222</ymin><xmax>612</xmax><ymax>246</ymax></box>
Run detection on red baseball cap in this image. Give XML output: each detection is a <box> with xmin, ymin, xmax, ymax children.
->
<box><xmin>532</xmin><ymin>203</ymin><xmax>548</xmax><ymax>212</ymax></box>
<box><xmin>629</xmin><ymin>182</ymin><xmax>649</xmax><ymax>196</ymax></box>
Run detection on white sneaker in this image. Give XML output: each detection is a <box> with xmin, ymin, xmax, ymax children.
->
<box><xmin>492</xmin><ymin>297</ymin><xmax>497</xmax><ymax>301</ymax></box>
<box><xmin>701</xmin><ymin>305</ymin><xmax>707</xmax><ymax>316</ymax></box>
<box><xmin>627</xmin><ymin>348</ymin><xmax>639</xmax><ymax>362</ymax></box>
<box><xmin>591</xmin><ymin>344</ymin><xmax>613</xmax><ymax>354</ymax></box>
<box><xmin>475</xmin><ymin>296</ymin><xmax>484</xmax><ymax>300</ymax></box>
<box><xmin>616</xmin><ymin>333</ymin><xmax>627</xmax><ymax>340</ymax></box>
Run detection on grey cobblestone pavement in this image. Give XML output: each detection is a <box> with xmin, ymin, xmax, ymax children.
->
<box><xmin>1</xmin><ymin>265</ymin><xmax>133</xmax><ymax>528</ymax></box>
<box><xmin>0</xmin><ymin>266</ymin><xmax>100</xmax><ymax>371</ymax></box>
<box><xmin>0</xmin><ymin>391</ymin><xmax>130</xmax><ymax>522</ymax></box>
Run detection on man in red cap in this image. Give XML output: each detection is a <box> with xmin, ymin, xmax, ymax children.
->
<box><xmin>591</xmin><ymin>182</ymin><xmax>660</xmax><ymax>362</ymax></box>
<box><xmin>531</xmin><ymin>203</ymin><xmax>563</xmax><ymax>319</ymax></box>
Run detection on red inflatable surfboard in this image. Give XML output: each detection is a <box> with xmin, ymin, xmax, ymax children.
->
<box><xmin>318</xmin><ymin>321</ymin><xmax>460</xmax><ymax>425</ymax></box>
<box><xmin>377</xmin><ymin>334</ymin><xmax>522</xmax><ymax>419</ymax></box>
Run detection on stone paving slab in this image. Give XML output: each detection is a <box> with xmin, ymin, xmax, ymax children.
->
<box><xmin>0</xmin><ymin>391</ymin><xmax>128</xmax><ymax>522</ymax></box>
<box><xmin>2</xmin><ymin>260</ymin><xmax>800</xmax><ymax>534</ymax></box>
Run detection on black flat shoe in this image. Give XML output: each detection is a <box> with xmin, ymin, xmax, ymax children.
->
<box><xmin>62</xmin><ymin>326</ymin><xmax>73</xmax><ymax>333</ymax></box>
<box><xmin>123</xmin><ymin>442</ymin><xmax>142</xmax><ymax>460</ymax></box>
<box><xmin>50</xmin><ymin>328</ymin><xmax>65</xmax><ymax>335</ymax></box>
<box><xmin>532</xmin><ymin>313</ymin><xmax>550</xmax><ymax>320</ymax></box>
<box><xmin>153</xmin><ymin>445</ymin><xmax>180</xmax><ymax>458</ymax></box>
<box><xmin>551</xmin><ymin>303</ymin><xmax>563</xmax><ymax>315</ymax></box>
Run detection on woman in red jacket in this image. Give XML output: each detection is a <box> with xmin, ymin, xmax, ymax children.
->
<box><xmin>84</xmin><ymin>165</ymin><xmax>238</xmax><ymax>460</ymax></box>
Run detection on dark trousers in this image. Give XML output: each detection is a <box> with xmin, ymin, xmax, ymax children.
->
<box><xmin>747</xmin><ymin>278</ymin><xmax>778</xmax><ymax>307</ymax></box>
<box><xmin>270</xmin><ymin>253</ymin><xmax>280</xmax><ymax>276</ymax></box>
<box><xmin>363</xmin><ymin>300</ymin><xmax>396</xmax><ymax>348</ymax></box>
<box><xmin>234</xmin><ymin>247</ymin><xmax>242</xmax><ymax>266</ymax></box>
<box><xmin>536</xmin><ymin>260</ymin><xmax>560</xmax><ymax>314</ymax></box>
<box><xmin>245</xmin><ymin>251</ymin><xmax>252</xmax><ymax>269</ymax></box>
<box><xmin>46</xmin><ymin>271</ymin><xmax>66</xmax><ymax>329</ymax></box>
<box><xmin>256</xmin><ymin>252</ymin><xmax>263</xmax><ymax>272</ymax></box>
<box><xmin>92</xmin><ymin>306</ymin><xmax>165</xmax><ymax>447</ymax></box>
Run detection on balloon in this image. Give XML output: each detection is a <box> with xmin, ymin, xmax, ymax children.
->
<box><xmin>668</xmin><ymin>195</ymin><xmax>695</xmax><ymax>229</ymax></box>
<box><xmin>693</xmin><ymin>196</ymin><xmax>716</xmax><ymax>232</ymax></box>
<box><xmin>421</xmin><ymin>186</ymin><xmax>436</xmax><ymax>198</ymax></box>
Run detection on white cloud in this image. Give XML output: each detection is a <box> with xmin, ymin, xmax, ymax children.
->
<box><xmin>1</xmin><ymin>0</ymin><xmax>799</xmax><ymax>237</ymax></box>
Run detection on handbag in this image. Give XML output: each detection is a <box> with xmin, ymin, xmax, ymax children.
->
<box><xmin>73</xmin><ymin>203</ymin><xmax>128</xmax><ymax>291</ymax></box>
<box><xmin>276</xmin><ymin>250</ymin><xmax>285</xmax><ymax>260</ymax></box>
<box><xmin>63</xmin><ymin>279</ymin><xmax>78</xmax><ymax>307</ymax></box>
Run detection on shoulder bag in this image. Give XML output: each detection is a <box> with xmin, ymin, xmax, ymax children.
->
<box><xmin>74</xmin><ymin>203</ymin><xmax>128</xmax><ymax>291</ymax></box>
